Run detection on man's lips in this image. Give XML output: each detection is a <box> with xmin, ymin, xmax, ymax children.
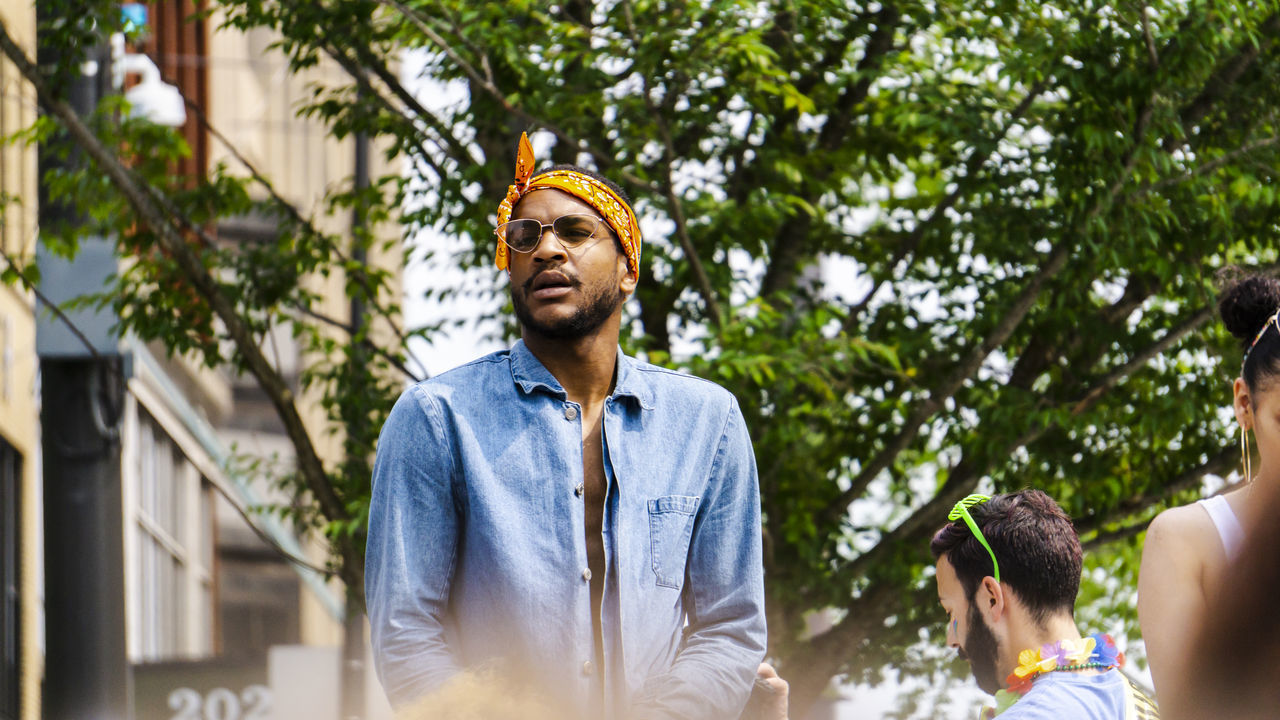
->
<box><xmin>526</xmin><ymin>269</ymin><xmax>577</xmax><ymax>300</ymax></box>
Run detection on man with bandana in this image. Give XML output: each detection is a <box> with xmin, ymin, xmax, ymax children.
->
<box><xmin>365</xmin><ymin>134</ymin><xmax>767</xmax><ymax>720</ymax></box>
<box><xmin>931</xmin><ymin>490</ymin><xmax>1158</xmax><ymax>719</ymax></box>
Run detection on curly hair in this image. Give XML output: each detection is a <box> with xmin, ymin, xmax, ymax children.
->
<box><xmin>1217</xmin><ymin>268</ymin><xmax>1280</xmax><ymax>396</ymax></box>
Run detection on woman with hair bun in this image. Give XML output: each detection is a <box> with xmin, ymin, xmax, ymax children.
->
<box><xmin>1137</xmin><ymin>270</ymin><xmax>1280</xmax><ymax>704</ymax></box>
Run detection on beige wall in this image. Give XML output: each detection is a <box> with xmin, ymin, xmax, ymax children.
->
<box><xmin>0</xmin><ymin>2</ymin><xmax>42</xmax><ymax>719</ymax></box>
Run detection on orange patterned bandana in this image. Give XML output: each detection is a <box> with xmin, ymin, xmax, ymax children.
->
<box><xmin>494</xmin><ymin>132</ymin><xmax>641</xmax><ymax>275</ymax></box>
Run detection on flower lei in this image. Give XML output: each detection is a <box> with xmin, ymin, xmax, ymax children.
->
<box><xmin>988</xmin><ymin>633</ymin><xmax>1125</xmax><ymax>716</ymax></box>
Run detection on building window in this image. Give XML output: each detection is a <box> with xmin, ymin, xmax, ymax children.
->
<box><xmin>0</xmin><ymin>436</ymin><xmax>20</xmax><ymax>720</ymax></box>
<box><xmin>133</xmin><ymin>410</ymin><xmax>214</xmax><ymax>661</ymax></box>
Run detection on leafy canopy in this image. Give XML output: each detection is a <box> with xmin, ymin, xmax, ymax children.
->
<box><xmin>7</xmin><ymin>0</ymin><xmax>1280</xmax><ymax>715</ymax></box>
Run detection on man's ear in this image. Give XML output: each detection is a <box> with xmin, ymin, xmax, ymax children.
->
<box><xmin>618</xmin><ymin>254</ymin><xmax>638</xmax><ymax>296</ymax></box>
<box><xmin>978</xmin><ymin>576</ymin><xmax>1007</xmax><ymax>624</ymax></box>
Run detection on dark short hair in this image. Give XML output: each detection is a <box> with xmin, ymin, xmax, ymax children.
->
<box><xmin>929</xmin><ymin>489</ymin><xmax>1082</xmax><ymax>627</ymax></box>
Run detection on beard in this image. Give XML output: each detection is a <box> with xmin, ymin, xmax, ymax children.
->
<box><xmin>512</xmin><ymin>267</ymin><xmax>625</xmax><ymax>340</ymax></box>
<box><xmin>961</xmin><ymin>602</ymin><xmax>1002</xmax><ymax>695</ymax></box>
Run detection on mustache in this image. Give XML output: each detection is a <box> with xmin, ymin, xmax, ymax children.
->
<box><xmin>957</xmin><ymin>648</ymin><xmax>969</xmax><ymax>662</ymax></box>
<box><xmin>522</xmin><ymin>266</ymin><xmax>582</xmax><ymax>293</ymax></box>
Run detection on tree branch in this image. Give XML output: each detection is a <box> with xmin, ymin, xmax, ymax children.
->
<box><xmin>845</xmin><ymin>78</ymin><xmax>1051</xmax><ymax>327</ymax></box>
<box><xmin>782</xmin><ymin>580</ymin><xmax>897</xmax><ymax>720</ymax></box>
<box><xmin>0</xmin><ymin>18</ymin><xmax>364</xmax><ymax>593</ymax></box>
<box><xmin>294</xmin><ymin>303</ymin><xmax>423</xmax><ymax>381</ymax></box>
<box><xmin>1079</xmin><ymin>445</ymin><xmax>1237</xmax><ymax>548</ymax></box>
<box><xmin>379</xmin><ymin>0</ymin><xmax>661</xmax><ymax>193</ymax></box>
<box><xmin>1106</xmin><ymin>83</ymin><xmax>1159</xmax><ymax>202</ymax></box>
<box><xmin>793</xmin><ymin>289</ymin><xmax>1239</xmax><ymax>703</ymax></box>
<box><xmin>816</xmin><ymin>4</ymin><xmax>900</xmax><ymax>154</ymax></box>
<box><xmin>829</xmin><ymin>45</ymin><xmax>1234</xmax><ymax>523</ymax></box>
<box><xmin>833</xmin><ymin>279</ymin><xmax>1244</xmax><ymax>580</ymax></box>
<box><xmin>1141</xmin><ymin>4</ymin><xmax>1160</xmax><ymax>69</ymax></box>
<box><xmin>318</xmin><ymin>11</ymin><xmax>480</xmax><ymax>167</ymax></box>
<box><xmin>5</xmin><ymin>235</ymin><xmax>340</xmax><ymax>576</ymax></box>
<box><xmin>621</xmin><ymin>0</ymin><xmax>723</xmax><ymax>327</ymax></box>
<box><xmin>759</xmin><ymin>5</ymin><xmax>900</xmax><ymax>300</ymax></box>
<box><xmin>1129</xmin><ymin>133</ymin><xmax>1280</xmax><ymax>200</ymax></box>
<box><xmin>0</xmin><ymin>242</ymin><xmax>106</xmax><ymax>362</ymax></box>
<box><xmin>1175</xmin><ymin>13</ymin><xmax>1280</xmax><ymax>135</ymax></box>
<box><xmin>1069</xmin><ymin>305</ymin><xmax>1214</xmax><ymax>413</ymax></box>
<box><xmin>313</xmin><ymin>32</ymin><xmax>462</xmax><ymax>174</ymax></box>
<box><xmin>1006</xmin><ymin>273</ymin><xmax>1153</xmax><ymax>392</ymax></box>
<box><xmin>823</xmin><ymin>241</ymin><xmax>1071</xmax><ymax>523</ymax></box>
<box><xmin>430</xmin><ymin>0</ymin><xmax>496</xmax><ymax>85</ymax></box>
<box><xmin>206</xmin><ymin>467</ymin><xmax>337</xmax><ymax>576</ymax></box>
<box><xmin>818</xmin><ymin>266</ymin><xmax>1232</xmax><ymax>598</ymax></box>
<box><xmin>175</xmin><ymin>89</ymin><xmax>424</xmax><ymax>378</ymax></box>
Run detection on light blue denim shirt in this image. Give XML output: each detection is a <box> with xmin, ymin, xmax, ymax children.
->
<box><xmin>365</xmin><ymin>340</ymin><xmax>766</xmax><ymax>719</ymax></box>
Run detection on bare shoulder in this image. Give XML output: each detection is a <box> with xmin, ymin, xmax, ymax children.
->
<box><xmin>1144</xmin><ymin>502</ymin><xmax>1216</xmax><ymax>568</ymax></box>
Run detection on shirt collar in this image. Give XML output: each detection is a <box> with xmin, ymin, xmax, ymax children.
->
<box><xmin>610</xmin><ymin>347</ymin><xmax>654</xmax><ymax>410</ymax></box>
<box><xmin>509</xmin><ymin>339</ymin><xmax>654</xmax><ymax>410</ymax></box>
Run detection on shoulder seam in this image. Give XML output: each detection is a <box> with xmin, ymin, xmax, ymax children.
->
<box><xmin>405</xmin><ymin>384</ymin><xmax>459</xmax><ymax>487</ymax></box>
<box><xmin>631</xmin><ymin>362</ymin><xmax>730</xmax><ymax>391</ymax></box>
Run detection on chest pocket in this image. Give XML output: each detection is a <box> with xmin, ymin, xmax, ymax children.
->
<box><xmin>648</xmin><ymin>495</ymin><xmax>700</xmax><ymax>589</ymax></box>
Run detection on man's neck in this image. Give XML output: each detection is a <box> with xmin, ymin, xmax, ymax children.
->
<box><xmin>1001</xmin><ymin>613</ymin><xmax>1085</xmax><ymax>680</ymax></box>
<box><xmin>1010</xmin><ymin>614</ymin><xmax>1083</xmax><ymax>653</ymax></box>
<box><xmin>522</xmin><ymin>327</ymin><xmax>620</xmax><ymax>406</ymax></box>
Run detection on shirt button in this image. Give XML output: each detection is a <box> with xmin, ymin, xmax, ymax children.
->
<box><xmin>581</xmin><ymin>568</ymin><xmax>592</xmax><ymax>581</ymax></box>
<box><xmin>574</xmin><ymin>483</ymin><xmax>584</xmax><ymax>497</ymax></box>
<box><xmin>564</xmin><ymin>405</ymin><xmax>579</xmax><ymax>421</ymax></box>
<box><xmin>583</xmin><ymin>660</ymin><xmax>594</xmax><ymax>676</ymax></box>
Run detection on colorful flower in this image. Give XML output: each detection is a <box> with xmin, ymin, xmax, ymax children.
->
<box><xmin>1013</xmin><ymin>646</ymin><xmax>1057</xmax><ymax>680</ymax></box>
<box><xmin>1040</xmin><ymin>641</ymin><xmax>1072</xmax><ymax>667</ymax></box>
<box><xmin>1063</xmin><ymin>636</ymin><xmax>1096</xmax><ymax>665</ymax></box>
<box><xmin>1090</xmin><ymin>632</ymin><xmax>1124</xmax><ymax>668</ymax></box>
<box><xmin>993</xmin><ymin>689</ymin><xmax>1019</xmax><ymax>715</ymax></box>
<box><xmin>1004</xmin><ymin>670</ymin><xmax>1034</xmax><ymax>696</ymax></box>
<box><xmin>1001</xmin><ymin>633</ymin><xmax>1125</xmax><ymax>708</ymax></box>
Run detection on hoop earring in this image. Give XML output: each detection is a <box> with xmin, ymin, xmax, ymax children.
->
<box><xmin>1241</xmin><ymin>426</ymin><xmax>1253</xmax><ymax>483</ymax></box>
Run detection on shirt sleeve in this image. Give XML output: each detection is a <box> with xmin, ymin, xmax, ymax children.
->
<box><xmin>632</xmin><ymin>395</ymin><xmax>768</xmax><ymax>719</ymax></box>
<box><xmin>365</xmin><ymin>384</ymin><xmax>463</xmax><ymax>707</ymax></box>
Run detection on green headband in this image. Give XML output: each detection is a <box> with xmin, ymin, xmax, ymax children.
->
<box><xmin>948</xmin><ymin>494</ymin><xmax>1001</xmax><ymax>583</ymax></box>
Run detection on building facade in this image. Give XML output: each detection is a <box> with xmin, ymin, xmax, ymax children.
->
<box><xmin>0</xmin><ymin>1</ymin><xmax>399</xmax><ymax>718</ymax></box>
<box><xmin>0</xmin><ymin>4</ymin><xmax>40</xmax><ymax>719</ymax></box>
<box><xmin>126</xmin><ymin>2</ymin><xmax>396</xmax><ymax>716</ymax></box>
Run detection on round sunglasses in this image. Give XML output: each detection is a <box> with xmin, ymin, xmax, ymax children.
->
<box><xmin>495</xmin><ymin>213</ymin><xmax>606</xmax><ymax>254</ymax></box>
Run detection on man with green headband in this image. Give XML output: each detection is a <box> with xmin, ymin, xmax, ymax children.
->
<box><xmin>930</xmin><ymin>490</ymin><xmax>1158</xmax><ymax>719</ymax></box>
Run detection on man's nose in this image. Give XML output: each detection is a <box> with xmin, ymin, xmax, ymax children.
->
<box><xmin>530</xmin><ymin>224</ymin><xmax>568</xmax><ymax>261</ymax></box>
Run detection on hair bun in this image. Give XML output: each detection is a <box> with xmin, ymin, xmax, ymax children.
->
<box><xmin>1218</xmin><ymin>271</ymin><xmax>1280</xmax><ymax>349</ymax></box>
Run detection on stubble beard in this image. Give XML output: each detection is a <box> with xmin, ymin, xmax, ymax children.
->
<box><xmin>513</xmin><ymin>269</ymin><xmax>625</xmax><ymax>341</ymax></box>
<box><xmin>963</xmin><ymin>602</ymin><xmax>1003</xmax><ymax>696</ymax></box>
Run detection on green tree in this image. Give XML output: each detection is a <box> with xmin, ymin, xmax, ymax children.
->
<box><xmin>5</xmin><ymin>0</ymin><xmax>1280</xmax><ymax>716</ymax></box>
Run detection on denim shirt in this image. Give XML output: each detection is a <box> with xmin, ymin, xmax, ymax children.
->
<box><xmin>365</xmin><ymin>340</ymin><xmax>766</xmax><ymax>719</ymax></box>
